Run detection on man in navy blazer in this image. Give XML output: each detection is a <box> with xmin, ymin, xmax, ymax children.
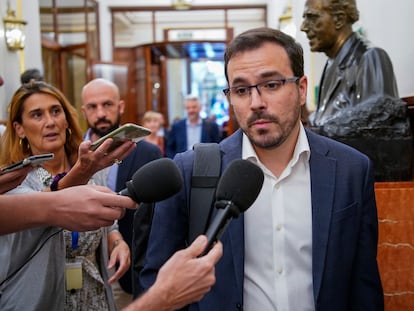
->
<box><xmin>166</xmin><ymin>95</ymin><xmax>220</xmax><ymax>159</ymax></box>
<box><xmin>81</xmin><ymin>78</ymin><xmax>162</xmax><ymax>304</ymax></box>
<box><xmin>141</xmin><ymin>28</ymin><xmax>383</xmax><ymax>310</ymax></box>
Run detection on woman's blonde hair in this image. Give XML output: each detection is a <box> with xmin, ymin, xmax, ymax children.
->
<box><xmin>142</xmin><ymin>110</ymin><xmax>162</xmax><ymax>124</ymax></box>
<box><xmin>0</xmin><ymin>81</ymin><xmax>83</xmax><ymax>166</ymax></box>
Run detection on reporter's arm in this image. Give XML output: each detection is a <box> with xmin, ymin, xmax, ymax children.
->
<box><xmin>122</xmin><ymin>235</ymin><xmax>223</xmax><ymax>311</ymax></box>
<box><xmin>0</xmin><ymin>185</ymin><xmax>137</xmax><ymax>235</ymax></box>
<box><xmin>0</xmin><ymin>165</ymin><xmax>32</xmax><ymax>194</ymax></box>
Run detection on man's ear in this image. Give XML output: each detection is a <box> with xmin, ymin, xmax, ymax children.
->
<box><xmin>119</xmin><ymin>100</ymin><xmax>126</xmax><ymax>115</ymax></box>
<box><xmin>333</xmin><ymin>11</ymin><xmax>347</xmax><ymax>29</ymax></box>
<box><xmin>80</xmin><ymin>105</ymin><xmax>87</xmax><ymax>118</ymax></box>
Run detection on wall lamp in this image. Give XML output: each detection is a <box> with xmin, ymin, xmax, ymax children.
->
<box><xmin>172</xmin><ymin>0</ymin><xmax>193</xmax><ymax>10</ymax></box>
<box><xmin>3</xmin><ymin>2</ymin><xmax>26</xmax><ymax>50</ymax></box>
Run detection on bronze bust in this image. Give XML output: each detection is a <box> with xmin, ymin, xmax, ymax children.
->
<box><xmin>301</xmin><ymin>0</ymin><xmax>413</xmax><ymax>181</ymax></box>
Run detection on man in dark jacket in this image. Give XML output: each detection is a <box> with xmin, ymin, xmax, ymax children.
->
<box><xmin>81</xmin><ymin>78</ymin><xmax>162</xmax><ymax>308</ymax></box>
<box><xmin>166</xmin><ymin>95</ymin><xmax>220</xmax><ymax>159</ymax></box>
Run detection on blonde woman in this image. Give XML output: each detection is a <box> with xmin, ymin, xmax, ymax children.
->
<box><xmin>142</xmin><ymin>110</ymin><xmax>165</xmax><ymax>156</ymax></box>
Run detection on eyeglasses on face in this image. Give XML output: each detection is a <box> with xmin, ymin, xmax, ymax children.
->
<box><xmin>222</xmin><ymin>77</ymin><xmax>299</xmax><ymax>103</ymax></box>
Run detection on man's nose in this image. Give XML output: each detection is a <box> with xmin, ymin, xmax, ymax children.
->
<box><xmin>96</xmin><ymin>105</ymin><xmax>107</xmax><ymax>117</ymax></box>
<box><xmin>249</xmin><ymin>87</ymin><xmax>266</xmax><ymax>110</ymax></box>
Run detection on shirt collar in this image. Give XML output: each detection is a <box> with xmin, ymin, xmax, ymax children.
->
<box><xmin>242</xmin><ymin>123</ymin><xmax>311</xmax><ymax>166</ymax></box>
<box><xmin>186</xmin><ymin>117</ymin><xmax>202</xmax><ymax>126</ymax></box>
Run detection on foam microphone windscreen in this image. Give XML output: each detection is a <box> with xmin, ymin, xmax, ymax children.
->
<box><xmin>215</xmin><ymin>159</ymin><xmax>264</xmax><ymax>213</ymax></box>
<box><xmin>125</xmin><ymin>158</ymin><xmax>183</xmax><ymax>203</ymax></box>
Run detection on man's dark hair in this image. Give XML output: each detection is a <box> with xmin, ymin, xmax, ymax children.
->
<box><xmin>20</xmin><ymin>68</ymin><xmax>43</xmax><ymax>84</ymax></box>
<box><xmin>224</xmin><ymin>27</ymin><xmax>304</xmax><ymax>81</ymax></box>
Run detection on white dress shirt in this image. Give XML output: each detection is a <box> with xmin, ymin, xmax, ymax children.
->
<box><xmin>186</xmin><ymin>118</ymin><xmax>202</xmax><ymax>151</ymax></box>
<box><xmin>243</xmin><ymin>124</ymin><xmax>315</xmax><ymax>311</ymax></box>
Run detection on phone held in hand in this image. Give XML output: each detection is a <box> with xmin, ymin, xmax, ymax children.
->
<box><xmin>89</xmin><ymin>123</ymin><xmax>151</xmax><ymax>152</ymax></box>
<box><xmin>0</xmin><ymin>153</ymin><xmax>55</xmax><ymax>175</ymax></box>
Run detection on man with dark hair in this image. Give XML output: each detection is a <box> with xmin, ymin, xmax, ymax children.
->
<box><xmin>20</xmin><ymin>68</ymin><xmax>43</xmax><ymax>84</ymax></box>
<box><xmin>141</xmin><ymin>27</ymin><xmax>383</xmax><ymax>310</ymax></box>
<box><xmin>301</xmin><ymin>0</ymin><xmax>413</xmax><ymax>181</ymax></box>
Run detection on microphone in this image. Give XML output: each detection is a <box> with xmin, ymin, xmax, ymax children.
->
<box><xmin>119</xmin><ymin>158</ymin><xmax>183</xmax><ymax>203</ymax></box>
<box><xmin>201</xmin><ymin>159</ymin><xmax>264</xmax><ymax>255</ymax></box>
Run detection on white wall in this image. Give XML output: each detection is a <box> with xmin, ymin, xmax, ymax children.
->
<box><xmin>357</xmin><ymin>0</ymin><xmax>414</xmax><ymax>98</ymax></box>
<box><xmin>0</xmin><ymin>0</ymin><xmax>42</xmax><ymax>120</ymax></box>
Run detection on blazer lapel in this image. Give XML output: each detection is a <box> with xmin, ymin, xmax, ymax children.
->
<box><xmin>307</xmin><ymin>131</ymin><xmax>337</xmax><ymax>302</ymax></box>
<box><xmin>115</xmin><ymin>154</ymin><xmax>132</xmax><ymax>192</ymax></box>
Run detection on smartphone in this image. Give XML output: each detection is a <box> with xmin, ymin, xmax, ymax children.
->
<box><xmin>89</xmin><ymin>123</ymin><xmax>151</xmax><ymax>152</ymax></box>
<box><xmin>0</xmin><ymin>153</ymin><xmax>55</xmax><ymax>175</ymax></box>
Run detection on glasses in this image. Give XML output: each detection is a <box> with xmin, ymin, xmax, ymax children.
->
<box><xmin>223</xmin><ymin>77</ymin><xmax>299</xmax><ymax>104</ymax></box>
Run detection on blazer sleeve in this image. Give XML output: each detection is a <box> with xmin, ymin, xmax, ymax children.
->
<box><xmin>139</xmin><ymin>151</ymin><xmax>193</xmax><ymax>291</ymax></box>
<box><xmin>349</xmin><ymin>159</ymin><xmax>384</xmax><ymax>309</ymax></box>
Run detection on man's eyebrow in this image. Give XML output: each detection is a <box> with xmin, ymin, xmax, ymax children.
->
<box><xmin>260</xmin><ymin>71</ymin><xmax>284</xmax><ymax>79</ymax></box>
<box><xmin>231</xmin><ymin>71</ymin><xmax>284</xmax><ymax>85</ymax></box>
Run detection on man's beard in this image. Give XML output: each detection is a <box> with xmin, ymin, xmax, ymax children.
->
<box><xmin>91</xmin><ymin>116</ymin><xmax>121</xmax><ymax>137</ymax></box>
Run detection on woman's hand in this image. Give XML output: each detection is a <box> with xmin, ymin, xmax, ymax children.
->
<box><xmin>57</xmin><ymin>139</ymin><xmax>136</xmax><ymax>188</ymax></box>
<box><xmin>107</xmin><ymin>233</ymin><xmax>131</xmax><ymax>284</ymax></box>
<box><xmin>76</xmin><ymin>139</ymin><xmax>136</xmax><ymax>174</ymax></box>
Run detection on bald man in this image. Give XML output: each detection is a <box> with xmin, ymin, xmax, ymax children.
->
<box><xmin>81</xmin><ymin>78</ymin><xmax>162</xmax><ymax>307</ymax></box>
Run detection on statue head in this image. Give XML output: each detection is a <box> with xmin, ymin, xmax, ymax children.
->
<box><xmin>301</xmin><ymin>0</ymin><xmax>359</xmax><ymax>57</ymax></box>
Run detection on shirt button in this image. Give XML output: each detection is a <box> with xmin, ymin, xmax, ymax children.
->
<box><xmin>276</xmin><ymin>224</ymin><xmax>282</xmax><ymax>231</ymax></box>
<box><xmin>275</xmin><ymin>184</ymin><xmax>280</xmax><ymax>189</ymax></box>
<box><xmin>277</xmin><ymin>267</ymin><xmax>283</xmax><ymax>274</ymax></box>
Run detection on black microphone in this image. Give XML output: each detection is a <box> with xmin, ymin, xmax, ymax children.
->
<box><xmin>119</xmin><ymin>158</ymin><xmax>183</xmax><ymax>203</ymax></box>
<box><xmin>201</xmin><ymin>159</ymin><xmax>264</xmax><ymax>255</ymax></box>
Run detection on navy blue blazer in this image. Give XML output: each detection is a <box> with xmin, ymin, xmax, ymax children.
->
<box><xmin>141</xmin><ymin>129</ymin><xmax>383</xmax><ymax>310</ymax></box>
<box><xmin>115</xmin><ymin>140</ymin><xmax>162</xmax><ymax>293</ymax></box>
<box><xmin>166</xmin><ymin>118</ymin><xmax>220</xmax><ymax>159</ymax></box>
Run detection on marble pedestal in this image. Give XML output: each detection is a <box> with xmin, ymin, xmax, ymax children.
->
<box><xmin>375</xmin><ymin>181</ymin><xmax>414</xmax><ymax>310</ymax></box>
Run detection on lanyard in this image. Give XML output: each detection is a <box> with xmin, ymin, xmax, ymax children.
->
<box><xmin>71</xmin><ymin>231</ymin><xmax>79</xmax><ymax>250</ymax></box>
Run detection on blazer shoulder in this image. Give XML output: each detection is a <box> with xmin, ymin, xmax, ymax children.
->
<box><xmin>306</xmin><ymin>129</ymin><xmax>371</xmax><ymax>163</ymax></box>
<box><xmin>134</xmin><ymin>140</ymin><xmax>163</xmax><ymax>158</ymax></box>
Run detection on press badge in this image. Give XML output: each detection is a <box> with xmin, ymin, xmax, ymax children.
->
<box><xmin>65</xmin><ymin>259</ymin><xmax>83</xmax><ymax>290</ymax></box>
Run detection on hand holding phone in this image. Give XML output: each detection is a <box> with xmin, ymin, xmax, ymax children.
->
<box><xmin>89</xmin><ymin>123</ymin><xmax>151</xmax><ymax>152</ymax></box>
<box><xmin>0</xmin><ymin>153</ymin><xmax>55</xmax><ymax>175</ymax></box>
